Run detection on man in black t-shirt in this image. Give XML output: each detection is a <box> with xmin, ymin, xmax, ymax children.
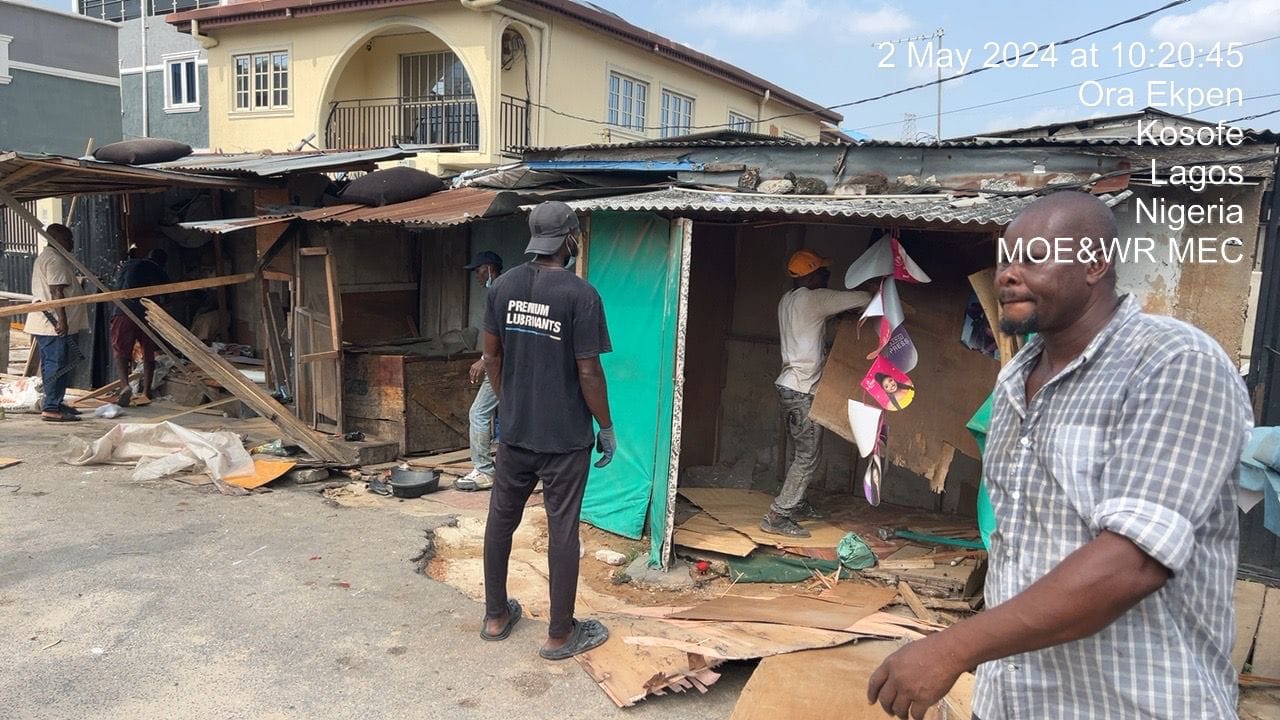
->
<box><xmin>479</xmin><ymin>201</ymin><xmax>617</xmax><ymax>660</ymax></box>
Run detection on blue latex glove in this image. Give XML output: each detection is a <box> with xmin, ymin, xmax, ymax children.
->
<box><xmin>594</xmin><ymin>426</ymin><xmax>617</xmax><ymax>468</ymax></box>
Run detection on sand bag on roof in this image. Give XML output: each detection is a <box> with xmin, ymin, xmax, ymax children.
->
<box><xmin>93</xmin><ymin>139</ymin><xmax>192</xmax><ymax>165</ymax></box>
<box><xmin>341</xmin><ymin>166</ymin><xmax>445</xmax><ymax>206</ymax></box>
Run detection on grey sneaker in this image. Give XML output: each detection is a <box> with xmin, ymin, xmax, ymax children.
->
<box><xmin>760</xmin><ymin>511</ymin><xmax>812</xmax><ymax>538</ymax></box>
<box><xmin>454</xmin><ymin>470</ymin><xmax>494</xmax><ymax>492</ymax></box>
<box><xmin>794</xmin><ymin>500</ymin><xmax>826</xmax><ymax>520</ymax></box>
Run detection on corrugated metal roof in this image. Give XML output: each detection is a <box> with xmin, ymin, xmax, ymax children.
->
<box><xmin>560</xmin><ymin>187</ymin><xmax>1134</xmax><ymax>228</ymax></box>
<box><xmin>146</xmin><ymin>148</ymin><xmax>416</xmax><ymax>178</ymax></box>
<box><xmin>180</xmin><ymin>187</ymin><xmax>513</xmax><ymax>234</ymax></box>
<box><xmin>528</xmin><ymin>134</ymin><xmax>1279</xmax><ymax>153</ymax></box>
<box><xmin>0</xmin><ymin>151</ymin><xmax>261</xmax><ymax>202</ymax></box>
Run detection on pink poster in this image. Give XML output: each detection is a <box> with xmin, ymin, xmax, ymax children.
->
<box><xmin>890</xmin><ymin>236</ymin><xmax>931</xmax><ymax>284</ymax></box>
<box><xmin>860</xmin><ymin>356</ymin><xmax>916</xmax><ymax>412</ymax></box>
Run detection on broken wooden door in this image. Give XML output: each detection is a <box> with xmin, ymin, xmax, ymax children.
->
<box><xmin>294</xmin><ymin>246</ymin><xmax>344</xmax><ymax>433</ymax></box>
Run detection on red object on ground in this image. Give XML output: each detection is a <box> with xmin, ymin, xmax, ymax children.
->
<box><xmin>695</xmin><ymin>560</ymin><xmax>711</xmax><ymax>575</ymax></box>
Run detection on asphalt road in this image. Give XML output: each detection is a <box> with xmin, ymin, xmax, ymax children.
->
<box><xmin>0</xmin><ymin>415</ymin><xmax>749</xmax><ymax>719</ymax></box>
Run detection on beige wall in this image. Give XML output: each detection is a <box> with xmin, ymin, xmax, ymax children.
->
<box><xmin>200</xmin><ymin>3</ymin><xmax>827</xmax><ymax>167</ymax></box>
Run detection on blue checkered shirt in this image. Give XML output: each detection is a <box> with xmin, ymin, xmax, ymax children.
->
<box><xmin>974</xmin><ymin>295</ymin><xmax>1252</xmax><ymax>719</ymax></box>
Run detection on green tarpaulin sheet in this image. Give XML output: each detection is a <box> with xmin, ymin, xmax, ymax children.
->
<box><xmin>966</xmin><ymin>393</ymin><xmax>996</xmax><ymax>551</ymax></box>
<box><xmin>725</xmin><ymin>553</ymin><xmax>857</xmax><ymax>584</ymax></box>
<box><xmin>580</xmin><ymin>213</ymin><xmax>679</xmax><ymax>552</ymax></box>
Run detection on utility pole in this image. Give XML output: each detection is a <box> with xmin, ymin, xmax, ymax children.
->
<box><xmin>875</xmin><ymin>28</ymin><xmax>945</xmax><ymax>143</ymax></box>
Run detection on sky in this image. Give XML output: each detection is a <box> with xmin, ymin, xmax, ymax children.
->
<box><xmin>581</xmin><ymin>0</ymin><xmax>1279</xmax><ymax>139</ymax></box>
<box><xmin>26</xmin><ymin>0</ymin><xmax>1280</xmax><ymax>139</ymax></box>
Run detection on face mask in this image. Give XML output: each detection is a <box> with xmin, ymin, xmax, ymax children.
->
<box><xmin>485</xmin><ymin>273</ymin><xmax>494</xmax><ymax>289</ymax></box>
<box><xmin>564</xmin><ymin>236</ymin><xmax>580</xmax><ymax>269</ymax></box>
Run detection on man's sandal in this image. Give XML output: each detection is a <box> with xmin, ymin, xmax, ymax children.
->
<box><xmin>538</xmin><ymin>618</ymin><xmax>608</xmax><ymax>660</ymax></box>
<box><xmin>480</xmin><ymin>599</ymin><xmax>522</xmax><ymax>641</ymax></box>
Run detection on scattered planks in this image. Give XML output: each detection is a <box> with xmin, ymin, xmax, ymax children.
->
<box><xmin>575</xmin><ymin>615</ymin><xmax>725</xmax><ymax>708</ymax></box>
<box><xmin>0</xmin><ymin>273</ymin><xmax>256</xmax><ymax>319</ymax></box>
<box><xmin>143</xmin><ymin>299</ymin><xmax>356</xmax><ymax>465</ymax></box>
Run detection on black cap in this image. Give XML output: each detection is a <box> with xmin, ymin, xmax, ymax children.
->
<box><xmin>525</xmin><ymin>201</ymin><xmax>579</xmax><ymax>254</ymax></box>
<box><xmin>463</xmin><ymin>250</ymin><xmax>503</xmax><ymax>271</ymax></box>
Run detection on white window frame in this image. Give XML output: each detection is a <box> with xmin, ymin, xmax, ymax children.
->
<box><xmin>607</xmin><ymin>70</ymin><xmax>648</xmax><ymax>133</ymax></box>
<box><xmin>231</xmin><ymin>48</ymin><xmax>291</xmax><ymax>113</ymax></box>
<box><xmin>163</xmin><ymin>51</ymin><xmax>200</xmax><ymax>112</ymax></box>
<box><xmin>659</xmin><ymin>89</ymin><xmax>694</xmax><ymax>139</ymax></box>
<box><xmin>727</xmin><ymin>110</ymin><xmax>754</xmax><ymax>133</ymax></box>
<box><xmin>0</xmin><ymin>35</ymin><xmax>12</xmax><ymax>86</ymax></box>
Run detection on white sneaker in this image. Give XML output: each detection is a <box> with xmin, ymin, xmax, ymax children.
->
<box><xmin>455</xmin><ymin>470</ymin><xmax>494</xmax><ymax>492</ymax></box>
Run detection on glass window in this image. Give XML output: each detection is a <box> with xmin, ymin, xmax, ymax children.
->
<box><xmin>234</xmin><ymin>50</ymin><xmax>289</xmax><ymax>110</ymax></box>
<box><xmin>165</xmin><ymin>57</ymin><xmax>198</xmax><ymax>108</ymax></box>
<box><xmin>728</xmin><ymin>111</ymin><xmax>754</xmax><ymax>132</ymax></box>
<box><xmin>660</xmin><ymin>90</ymin><xmax>693</xmax><ymax>138</ymax></box>
<box><xmin>607</xmin><ymin>71</ymin><xmax>647</xmax><ymax>132</ymax></box>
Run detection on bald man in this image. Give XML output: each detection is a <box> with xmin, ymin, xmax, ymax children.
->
<box><xmin>867</xmin><ymin>192</ymin><xmax>1252</xmax><ymax>719</ymax></box>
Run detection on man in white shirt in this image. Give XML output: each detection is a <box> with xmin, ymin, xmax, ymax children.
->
<box><xmin>762</xmin><ymin>249</ymin><xmax>870</xmax><ymax>538</ymax></box>
<box><xmin>24</xmin><ymin>224</ymin><xmax>88</xmax><ymax>422</ymax></box>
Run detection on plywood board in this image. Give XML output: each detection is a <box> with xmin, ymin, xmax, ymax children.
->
<box><xmin>225</xmin><ymin>458</ymin><xmax>298</xmax><ymax>490</ymax></box>
<box><xmin>1250</xmin><ymin>587</ymin><xmax>1280</xmax><ymax>677</ymax></box>
<box><xmin>668</xmin><ymin>594</ymin><xmax>930</xmax><ymax>635</ymax></box>
<box><xmin>621</xmin><ymin>617</ymin><xmax>859</xmax><ymax>660</ymax></box>
<box><xmin>678</xmin><ymin>487</ymin><xmax>849</xmax><ymax>549</ymax></box>
<box><xmin>815</xmin><ymin>583</ymin><xmax>900</xmax><ymax>613</ymax></box>
<box><xmin>673</xmin><ymin>512</ymin><xmax>758</xmax><ymax>557</ymax></box>
<box><xmin>1235</xmin><ymin>580</ymin><xmax>1269</xmax><ymax>672</ymax></box>
<box><xmin>405</xmin><ymin>448</ymin><xmax>472</xmax><ymax>467</ymax></box>
<box><xmin>573</xmin><ymin>615</ymin><xmax>723</xmax><ymax>708</ymax></box>
<box><xmin>730</xmin><ymin>641</ymin><xmax>933</xmax><ymax>720</ymax></box>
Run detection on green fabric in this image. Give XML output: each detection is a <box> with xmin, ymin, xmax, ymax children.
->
<box><xmin>726</xmin><ymin>553</ymin><xmax>856</xmax><ymax>584</ymax></box>
<box><xmin>967</xmin><ymin>393</ymin><xmax>996</xmax><ymax>550</ymax></box>
<box><xmin>580</xmin><ymin>213</ymin><xmax>678</xmax><ymax>547</ymax></box>
<box><xmin>837</xmin><ymin>532</ymin><xmax>877</xmax><ymax>570</ymax></box>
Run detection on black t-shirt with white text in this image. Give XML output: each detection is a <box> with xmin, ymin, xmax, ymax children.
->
<box><xmin>484</xmin><ymin>262</ymin><xmax>611</xmax><ymax>454</ymax></box>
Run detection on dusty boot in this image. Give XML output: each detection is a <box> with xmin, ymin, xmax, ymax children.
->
<box><xmin>794</xmin><ymin>500</ymin><xmax>826</xmax><ymax>520</ymax></box>
<box><xmin>760</xmin><ymin>511</ymin><xmax>811</xmax><ymax>538</ymax></box>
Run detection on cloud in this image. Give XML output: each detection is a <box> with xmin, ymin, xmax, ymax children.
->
<box><xmin>1150</xmin><ymin>0</ymin><xmax>1280</xmax><ymax>44</ymax></box>
<box><xmin>845</xmin><ymin>5</ymin><xmax>914</xmax><ymax>36</ymax></box>
<box><xmin>691</xmin><ymin>0</ymin><xmax>818</xmax><ymax>38</ymax></box>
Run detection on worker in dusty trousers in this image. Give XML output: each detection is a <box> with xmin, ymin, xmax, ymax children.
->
<box><xmin>762</xmin><ymin>249</ymin><xmax>869</xmax><ymax>539</ymax></box>
<box><xmin>456</xmin><ymin>249</ymin><xmax>504</xmax><ymax>492</ymax></box>
<box><xmin>479</xmin><ymin>201</ymin><xmax>617</xmax><ymax>660</ymax></box>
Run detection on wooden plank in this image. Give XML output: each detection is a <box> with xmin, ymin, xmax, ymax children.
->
<box><xmin>0</xmin><ymin>274</ymin><xmax>256</xmax><ymax>319</ymax></box>
<box><xmin>405</xmin><ymin>448</ymin><xmax>473</xmax><ymax>466</ymax></box>
<box><xmin>1235</xmin><ymin>581</ymin><xmax>1269</xmax><ymax>672</ymax></box>
<box><xmin>619</xmin><ymin>616</ymin><xmax>861</xmax><ymax>660</ymax></box>
<box><xmin>898</xmin><ymin>581</ymin><xmax>939</xmax><ymax>624</ymax></box>
<box><xmin>300</xmin><ymin>351</ymin><xmax>340</xmax><ymax>363</ymax></box>
<box><xmin>146</xmin><ymin>397</ymin><xmax>239</xmax><ymax>424</ymax></box>
<box><xmin>142</xmin><ymin>299</ymin><xmax>355</xmax><ymax>465</ymax></box>
<box><xmin>70</xmin><ymin>373</ymin><xmax>140</xmax><ymax>406</ymax></box>
<box><xmin>299</xmin><ymin>247</ymin><xmax>329</xmax><ymax>257</ymax></box>
<box><xmin>323</xmin><ymin>251</ymin><xmax>344</xmax><ymax>435</ymax></box>
<box><xmin>673</xmin><ymin>512</ymin><xmax>757</xmax><ymax>557</ymax></box>
<box><xmin>0</xmin><ymin>458</ymin><xmax>22</xmax><ymax>469</ymax></box>
<box><xmin>815</xmin><ymin>583</ymin><xmax>900</xmax><ymax>613</ymax></box>
<box><xmin>678</xmin><ymin>487</ymin><xmax>849</xmax><ymax>549</ymax></box>
<box><xmin>1250</xmin><ymin>587</ymin><xmax>1280</xmax><ymax>676</ymax></box>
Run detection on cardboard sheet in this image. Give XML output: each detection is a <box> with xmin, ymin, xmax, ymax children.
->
<box><xmin>678</xmin><ymin>488</ymin><xmax>850</xmax><ymax>549</ymax></box>
<box><xmin>573</xmin><ymin>615</ymin><xmax>723</xmax><ymax>708</ymax></box>
<box><xmin>668</xmin><ymin>594</ymin><xmax>933</xmax><ymax>636</ymax></box>
<box><xmin>225</xmin><ymin>458</ymin><xmax>297</xmax><ymax>490</ymax></box>
<box><xmin>673</xmin><ymin>512</ymin><xmax>758</xmax><ymax>557</ymax></box>
<box><xmin>731</xmin><ymin>641</ymin><xmax>972</xmax><ymax>720</ymax></box>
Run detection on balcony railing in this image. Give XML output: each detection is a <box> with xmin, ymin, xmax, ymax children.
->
<box><xmin>324</xmin><ymin>94</ymin><xmax>534</xmax><ymax>153</ymax></box>
<box><xmin>499</xmin><ymin>94</ymin><xmax>530</xmax><ymax>156</ymax></box>
<box><xmin>325</xmin><ymin>95</ymin><xmax>480</xmax><ymax>150</ymax></box>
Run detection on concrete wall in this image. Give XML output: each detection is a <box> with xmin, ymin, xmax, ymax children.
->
<box><xmin>118</xmin><ymin>17</ymin><xmax>209</xmax><ymax>148</ymax></box>
<box><xmin>0</xmin><ymin>0</ymin><xmax>121</xmax><ymax>154</ymax></box>
<box><xmin>195</xmin><ymin>3</ymin><xmax>824</xmax><ymax>166</ymax></box>
<box><xmin>121</xmin><ymin>67</ymin><xmax>210</xmax><ymax>147</ymax></box>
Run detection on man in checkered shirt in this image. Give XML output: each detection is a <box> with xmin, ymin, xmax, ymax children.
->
<box><xmin>867</xmin><ymin>191</ymin><xmax>1252</xmax><ymax>719</ymax></box>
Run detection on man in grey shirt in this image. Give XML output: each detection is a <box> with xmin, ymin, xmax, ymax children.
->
<box><xmin>867</xmin><ymin>192</ymin><xmax>1251</xmax><ymax>719</ymax></box>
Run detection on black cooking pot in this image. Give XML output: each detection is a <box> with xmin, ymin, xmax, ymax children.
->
<box><xmin>389</xmin><ymin>468</ymin><xmax>440</xmax><ymax>498</ymax></box>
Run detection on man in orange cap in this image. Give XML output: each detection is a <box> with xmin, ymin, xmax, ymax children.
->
<box><xmin>762</xmin><ymin>249</ymin><xmax>870</xmax><ymax>538</ymax></box>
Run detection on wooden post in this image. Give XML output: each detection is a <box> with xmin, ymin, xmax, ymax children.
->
<box><xmin>0</xmin><ymin>186</ymin><xmax>195</xmax><ymax>382</ymax></box>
